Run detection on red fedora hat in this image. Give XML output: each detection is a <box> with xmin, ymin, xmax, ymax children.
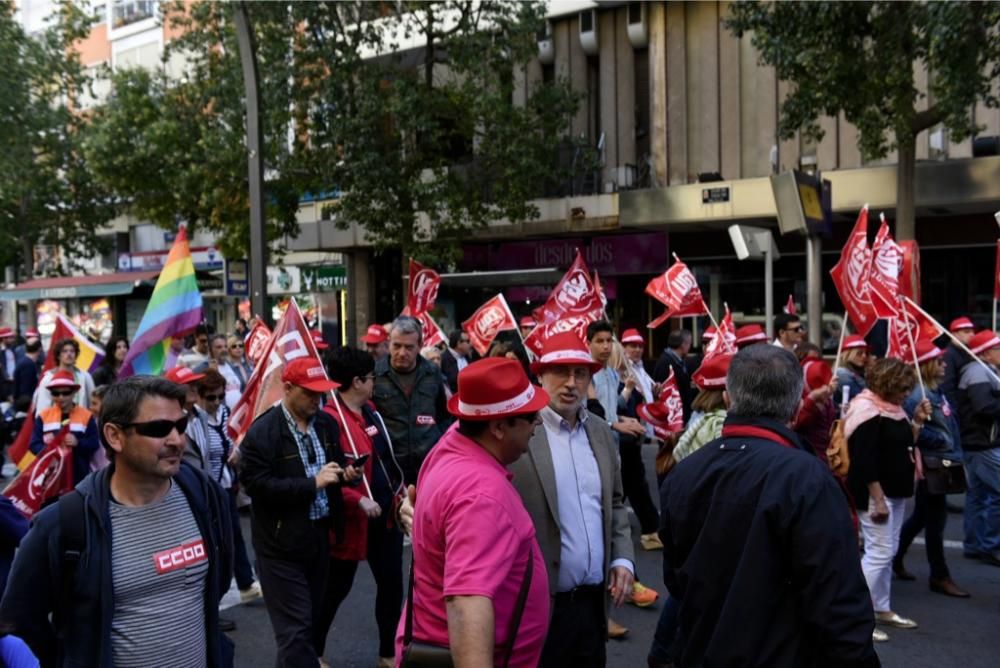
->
<box><xmin>734</xmin><ymin>324</ymin><xmax>767</xmax><ymax>347</ymax></box>
<box><xmin>692</xmin><ymin>354</ymin><xmax>732</xmax><ymax>390</ymax></box>
<box><xmin>448</xmin><ymin>357</ymin><xmax>549</xmax><ymax>420</ymax></box>
<box><xmin>842</xmin><ymin>335</ymin><xmax>868</xmax><ymax>350</ymax></box>
<box><xmin>529</xmin><ymin>332</ymin><xmax>604</xmax><ymax>376</ymax></box>
<box><xmin>620</xmin><ymin>328</ymin><xmax>644</xmax><ymax>345</ymax></box>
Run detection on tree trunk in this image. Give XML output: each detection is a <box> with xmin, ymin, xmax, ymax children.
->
<box><xmin>895</xmin><ymin>139</ymin><xmax>917</xmax><ymax>240</ymax></box>
<box><xmin>20</xmin><ymin>207</ymin><xmax>36</xmax><ymax>328</ymax></box>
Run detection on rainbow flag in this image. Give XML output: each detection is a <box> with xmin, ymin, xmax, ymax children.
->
<box><xmin>120</xmin><ymin>227</ymin><xmax>203</xmax><ymax>377</ymax></box>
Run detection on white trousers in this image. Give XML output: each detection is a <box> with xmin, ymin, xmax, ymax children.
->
<box><xmin>859</xmin><ymin>496</ymin><xmax>907</xmax><ymax>613</ymax></box>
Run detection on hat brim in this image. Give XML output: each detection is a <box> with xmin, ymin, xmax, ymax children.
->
<box><xmin>447</xmin><ymin>384</ymin><xmax>550</xmax><ymax>420</ymax></box>
<box><xmin>529</xmin><ymin>360</ymin><xmax>604</xmax><ymax>376</ymax></box>
<box><xmin>636</xmin><ymin>403</ymin><xmax>666</xmax><ymax>426</ymax></box>
<box><xmin>360</xmin><ymin>335</ymin><xmax>387</xmax><ymax>344</ymax></box>
<box><xmin>294</xmin><ymin>378</ymin><xmax>340</xmax><ymax>392</ymax></box>
<box><xmin>48</xmin><ymin>383</ymin><xmax>81</xmax><ymax>392</ymax></box>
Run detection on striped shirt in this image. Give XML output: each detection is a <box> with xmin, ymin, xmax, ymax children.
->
<box><xmin>280</xmin><ymin>403</ymin><xmax>329</xmax><ymax>520</ymax></box>
<box><xmin>109</xmin><ymin>482</ymin><xmax>208</xmax><ymax>668</ymax></box>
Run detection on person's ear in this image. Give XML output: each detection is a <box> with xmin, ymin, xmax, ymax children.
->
<box><xmin>103</xmin><ymin>423</ymin><xmax>126</xmax><ymax>455</ymax></box>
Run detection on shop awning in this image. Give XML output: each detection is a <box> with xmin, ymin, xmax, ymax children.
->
<box><xmin>0</xmin><ymin>270</ymin><xmax>161</xmax><ymax>301</ymax></box>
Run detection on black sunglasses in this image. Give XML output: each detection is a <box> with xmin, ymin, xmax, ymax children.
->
<box><xmin>50</xmin><ymin>390</ymin><xmax>75</xmax><ymax>398</ymax></box>
<box><xmin>116</xmin><ymin>415</ymin><xmax>189</xmax><ymax>438</ymax></box>
<box><xmin>786</xmin><ymin>326</ymin><xmax>804</xmax><ymax>333</ymax></box>
<box><xmin>202</xmin><ymin>393</ymin><xmax>224</xmax><ymax>402</ymax></box>
<box><xmin>230</xmin><ymin>343</ymin><xmax>244</xmax><ymax>349</ymax></box>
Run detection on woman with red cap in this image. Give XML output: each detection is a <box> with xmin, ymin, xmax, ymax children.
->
<box><xmin>672</xmin><ymin>355</ymin><xmax>731</xmax><ymax>464</ymax></box>
<box><xmin>893</xmin><ymin>342</ymin><xmax>970</xmax><ymax>598</ymax></box>
<box><xmin>28</xmin><ymin>370</ymin><xmax>100</xmax><ymax>487</ymax></box>
<box><xmin>794</xmin><ymin>359</ymin><xmax>838</xmax><ymax>463</ymax></box>
<box><xmin>836</xmin><ymin>335</ymin><xmax>870</xmax><ymax>406</ymax></box>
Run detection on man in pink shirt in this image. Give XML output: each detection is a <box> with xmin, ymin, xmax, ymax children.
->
<box><xmin>396</xmin><ymin>357</ymin><xmax>551</xmax><ymax>667</ymax></box>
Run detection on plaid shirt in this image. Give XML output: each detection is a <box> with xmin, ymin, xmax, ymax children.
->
<box><xmin>281</xmin><ymin>403</ymin><xmax>329</xmax><ymax>520</ymax></box>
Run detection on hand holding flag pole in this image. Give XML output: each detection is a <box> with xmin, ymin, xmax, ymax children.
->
<box><xmin>831</xmin><ymin>312</ymin><xmax>850</xmax><ymax>378</ymax></box>
<box><xmin>897</xmin><ymin>298</ymin><xmax>926</xmax><ymax>400</ymax></box>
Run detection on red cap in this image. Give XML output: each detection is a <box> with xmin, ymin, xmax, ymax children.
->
<box><xmin>281</xmin><ymin>358</ymin><xmax>339</xmax><ymax>392</ymax></box>
<box><xmin>692</xmin><ymin>354</ymin><xmax>732</xmax><ymax>390</ymax></box>
<box><xmin>530</xmin><ymin>332</ymin><xmax>604</xmax><ymax>376</ymax></box>
<box><xmin>802</xmin><ymin>359</ymin><xmax>832</xmax><ymax>391</ymax></box>
<box><xmin>949</xmin><ymin>317</ymin><xmax>974</xmax><ymax>333</ymax></box>
<box><xmin>0</xmin><ymin>327</ymin><xmax>14</xmax><ymax>338</ymax></box>
<box><xmin>842</xmin><ymin>335</ymin><xmax>868</xmax><ymax>350</ymax></box>
<box><xmin>311</xmin><ymin>330</ymin><xmax>329</xmax><ymax>350</ymax></box>
<box><xmin>47</xmin><ymin>370</ymin><xmax>80</xmax><ymax>391</ymax></box>
<box><xmin>913</xmin><ymin>340</ymin><xmax>945</xmax><ymax>364</ymax></box>
<box><xmin>447</xmin><ymin>358</ymin><xmax>549</xmax><ymax>420</ymax></box>
<box><xmin>621</xmin><ymin>328</ymin><xmax>644</xmax><ymax>345</ymax></box>
<box><xmin>360</xmin><ymin>324</ymin><xmax>388</xmax><ymax>344</ymax></box>
<box><xmin>969</xmin><ymin>330</ymin><xmax>1000</xmax><ymax>356</ymax></box>
<box><xmin>734</xmin><ymin>324</ymin><xmax>767</xmax><ymax>347</ymax></box>
<box><xmin>165</xmin><ymin>366</ymin><xmax>205</xmax><ymax>385</ymax></box>
<box><xmin>24</xmin><ymin>329</ymin><xmax>39</xmax><ymax>339</ymax></box>
<box><xmin>702</xmin><ymin>326</ymin><xmax>717</xmax><ymax>341</ymax></box>
<box><xmin>519</xmin><ymin>316</ymin><xmax>537</xmax><ymax>329</ymax></box>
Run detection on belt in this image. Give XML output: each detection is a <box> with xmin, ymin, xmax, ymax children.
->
<box><xmin>554</xmin><ymin>583</ymin><xmax>604</xmax><ymax>604</ymax></box>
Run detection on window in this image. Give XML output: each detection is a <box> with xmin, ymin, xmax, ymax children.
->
<box><xmin>634</xmin><ymin>48</ymin><xmax>650</xmax><ymax>162</ymax></box>
<box><xmin>112</xmin><ymin>0</ymin><xmax>156</xmax><ymax>28</ymax></box>
<box><xmin>628</xmin><ymin>2</ymin><xmax>643</xmax><ymax>25</ymax></box>
<box><xmin>91</xmin><ymin>1</ymin><xmax>108</xmax><ymax>24</ymax></box>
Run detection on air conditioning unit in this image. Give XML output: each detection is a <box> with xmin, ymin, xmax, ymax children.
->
<box><xmin>538</xmin><ymin>21</ymin><xmax>554</xmax><ymax>65</ymax></box>
<box><xmin>579</xmin><ymin>9</ymin><xmax>598</xmax><ymax>56</ymax></box>
<box><xmin>626</xmin><ymin>2</ymin><xmax>648</xmax><ymax>49</ymax></box>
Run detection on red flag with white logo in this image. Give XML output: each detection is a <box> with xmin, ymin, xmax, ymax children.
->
<box><xmin>228</xmin><ymin>300</ymin><xmax>322</xmax><ymax>445</ymax></box>
<box><xmin>830</xmin><ymin>206</ymin><xmax>878</xmax><ymax>336</ymax></box>
<box><xmin>784</xmin><ymin>294</ymin><xmax>797</xmax><ymax>315</ymax></box>
<box><xmin>645</xmin><ymin>257</ymin><xmax>708</xmax><ymax>320</ymax></box>
<box><xmin>532</xmin><ymin>250</ymin><xmax>605</xmax><ymax>326</ymax></box>
<box><xmin>523</xmin><ymin>315</ymin><xmax>593</xmax><ymax>358</ymax></box>
<box><xmin>462</xmin><ymin>294</ymin><xmax>518</xmax><ymax>356</ymax></box>
<box><xmin>637</xmin><ymin>370</ymin><xmax>685</xmax><ymax>439</ymax></box>
<box><xmin>3</xmin><ymin>431</ymin><xmax>75</xmax><ymax>518</ymax></box>
<box><xmin>244</xmin><ymin>318</ymin><xmax>273</xmax><ymax>366</ymax></box>
<box><xmin>869</xmin><ymin>215</ymin><xmax>903</xmax><ymax>318</ymax></box>
<box><xmin>899</xmin><ymin>297</ymin><xmax>943</xmax><ymax>343</ymax></box>
<box><xmin>407</xmin><ymin>259</ymin><xmax>440</xmax><ymax>316</ymax></box>
<box><xmin>702</xmin><ymin>305</ymin><xmax>736</xmax><ymax>362</ymax></box>
<box><xmin>416</xmin><ymin>310</ymin><xmax>446</xmax><ymax>348</ymax></box>
<box><xmin>899</xmin><ymin>241</ymin><xmax>921</xmax><ymax>304</ymax></box>
<box><xmin>885</xmin><ymin>316</ymin><xmax>916</xmax><ymax>362</ymax></box>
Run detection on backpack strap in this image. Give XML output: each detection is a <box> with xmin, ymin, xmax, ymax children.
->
<box><xmin>56</xmin><ymin>491</ymin><xmax>86</xmax><ymax>642</ymax></box>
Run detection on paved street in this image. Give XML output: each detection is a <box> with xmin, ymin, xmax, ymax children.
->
<box><xmin>218</xmin><ymin>444</ymin><xmax>1000</xmax><ymax>667</ymax></box>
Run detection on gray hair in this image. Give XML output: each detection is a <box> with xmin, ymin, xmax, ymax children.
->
<box><xmin>726</xmin><ymin>345</ymin><xmax>803</xmax><ymax>422</ymax></box>
<box><xmin>391</xmin><ymin>316</ymin><xmax>423</xmax><ymax>345</ymax></box>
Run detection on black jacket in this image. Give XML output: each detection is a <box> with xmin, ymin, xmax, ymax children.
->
<box><xmin>660</xmin><ymin>415</ymin><xmax>879</xmax><ymax>668</ymax></box>
<box><xmin>957</xmin><ymin>361</ymin><xmax>1000</xmax><ymax>452</ymax></box>
<box><xmin>239</xmin><ymin>404</ymin><xmax>347</xmax><ymax>559</ymax></box>
<box><xmin>653</xmin><ymin>348</ymin><xmax>694</xmax><ymax>422</ymax></box>
<box><xmin>941</xmin><ymin>343</ymin><xmax>971</xmax><ymax>411</ymax></box>
<box><xmin>372</xmin><ymin>355</ymin><xmax>451</xmax><ymax>484</ymax></box>
<box><xmin>0</xmin><ymin>463</ymin><xmax>234</xmax><ymax>668</ymax></box>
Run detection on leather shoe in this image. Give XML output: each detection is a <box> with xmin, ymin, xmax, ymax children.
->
<box><xmin>964</xmin><ymin>551</ymin><xmax>1000</xmax><ymax>567</ymax></box>
<box><xmin>876</xmin><ymin>612</ymin><xmax>917</xmax><ymax>629</ymax></box>
<box><xmin>608</xmin><ymin>618</ymin><xmax>629</xmax><ymax>640</ymax></box>
<box><xmin>219</xmin><ymin>617</ymin><xmax>236</xmax><ymax>632</ymax></box>
<box><xmin>929</xmin><ymin>577</ymin><xmax>970</xmax><ymax>598</ymax></box>
<box><xmin>892</xmin><ymin>558</ymin><xmax>916</xmax><ymax>581</ymax></box>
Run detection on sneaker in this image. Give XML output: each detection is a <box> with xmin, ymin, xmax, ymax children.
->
<box><xmin>629</xmin><ymin>581</ymin><xmax>659</xmax><ymax>608</ymax></box>
<box><xmin>641</xmin><ymin>533</ymin><xmax>664</xmax><ymax>551</ymax></box>
<box><xmin>872</xmin><ymin>628</ymin><xmax>889</xmax><ymax>643</ymax></box>
<box><xmin>240</xmin><ymin>581</ymin><xmax>263</xmax><ymax>603</ymax></box>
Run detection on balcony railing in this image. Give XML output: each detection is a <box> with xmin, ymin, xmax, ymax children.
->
<box><xmin>112</xmin><ymin>0</ymin><xmax>156</xmax><ymax>28</ymax></box>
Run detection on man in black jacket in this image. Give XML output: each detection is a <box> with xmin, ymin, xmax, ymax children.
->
<box><xmin>0</xmin><ymin>376</ymin><xmax>235</xmax><ymax>667</ymax></box>
<box><xmin>652</xmin><ymin>330</ymin><xmax>694</xmax><ymax>422</ymax></box>
<box><xmin>656</xmin><ymin>345</ymin><xmax>878</xmax><ymax>667</ymax></box>
<box><xmin>240</xmin><ymin>357</ymin><xmax>360</xmax><ymax>667</ymax></box>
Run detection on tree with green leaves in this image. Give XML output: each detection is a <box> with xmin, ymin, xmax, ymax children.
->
<box><xmin>727</xmin><ymin>1</ymin><xmax>1000</xmax><ymax>239</ymax></box>
<box><xmin>0</xmin><ymin>0</ymin><xmax>116</xmax><ymax>280</ymax></box>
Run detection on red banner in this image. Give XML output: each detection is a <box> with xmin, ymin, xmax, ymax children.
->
<box><xmin>462</xmin><ymin>294</ymin><xmax>518</xmax><ymax>356</ymax></box>
<box><xmin>228</xmin><ymin>300</ymin><xmax>321</xmax><ymax>445</ymax></box>
<box><xmin>703</xmin><ymin>306</ymin><xmax>735</xmax><ymax>362</ymax></box>
<box><xmin>899</xmin><ymin>240</ymin><xmax>921</xmax><ymax>305</ymax></box>
<box><xmin>407</xmin><ymin>259</ymin><xmax>440</xmax><ymax>316</ymax></box>
<box><xmin>869</xmin><ymin>215</ymin><xmax>902</xmax><ymax>318</ymax></box>
<box><xmin>886</xmin><ymin>316</ymin><xmax>917</xmax><ymax>363</ymax></box>
<box><xmin>245</xmin><ymin>319</ymin><xmax>273</xmax><ymax>366</ymax></box>
<box><xmin>3</xmin><ymin>432</ymin><xmax>74</xmax><ymax>518</ymax></box>
<box><xmin>830</xmin><ymin>206</ymin><xmax>878</xmax><ymax>336</ymax></box>
<box><xmin>416</xmin><ymin>310</ymin><xmax>446</xmax><ymax>348</ymax></box>
<box><xmin>645</xmin><ymin>258</ymin><xmax>708</xmax><ymax>319</ymax></box>
<box><xmin>532</xmin><ymin>250</ymin><xmax>605</xmax><ymax>326</ymax></box>
<box><xmin>784</xmin><ymin>294</ymin><xmax>797</xmax><ymax>315</ymax></box>
<box><xmin>523</xmin><ymin>315</ymin><xmax>593</xmax><ymax>358</ymax></box>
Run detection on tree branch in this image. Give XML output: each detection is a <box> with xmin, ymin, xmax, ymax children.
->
<box><xmin>911</xmin><ymin>104</ymin><xmax>945</xmax><ymax>134</ymax></box>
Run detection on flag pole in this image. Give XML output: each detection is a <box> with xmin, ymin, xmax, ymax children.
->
<box><xmin>329</xmin><ymin>390</ymin><xmax>375</xmax><ymax>500</ymax></box>
<box><xmin>903</xmin><ymin>296</ymin><xmax>1000</xmax><ymax>385</ymax></box>
<box><xmin>900</xmin><ymin>312</ymin><xmax>926</xmax><ymax>400</ymax></box>
<box><xmin>831</xmin><ymin>311</ymin><xmax>849</xmax><ymax>377</ymax></box>
<box><xmin>702</xmin><ymin>302</ymin><xmax>725</xmax><ymax>349</ymax></box>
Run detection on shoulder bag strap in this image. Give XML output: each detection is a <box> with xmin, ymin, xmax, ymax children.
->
<box><xmin>404</xmin><ymin>555</ymin><xmax>417</xmax><ymax>647</ymax></box>
<box><xmin>57</xmin><ymin>490</ymin><xmax>86</xmax><ymax>641</ymax></box>
<box><xmin>501</xmin><ymin>549</ymin><xmax>533</xmax><ymax>668</ymax></box>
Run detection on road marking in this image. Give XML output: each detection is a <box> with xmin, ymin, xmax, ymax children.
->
<box><xmin>913</xmin><ymin>537</ymin><xmax>964</xmax><ymax>550</ymax></box>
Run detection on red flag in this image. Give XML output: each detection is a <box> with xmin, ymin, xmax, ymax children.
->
<box><xmin>994</xmin><ymin>240</ymin><xmax>1000</xmax><ymax>301</ymax></box>
<box><xmin>244</xmin><ymin>319</ymin><xmax>272</xmax><ymax>366</ymax></box>
<box><xmin>703</xmin><ymin>306</ymin><xmax>736</xmax><ymax>361</ymax></box>
<box><xmin>899</xmin><ymin>297</ymin><xmax>944</xmax><ymax>343</ymax></box>
<box><xmin>830</xmin><ymin>206</ymin><xmax>878</xmax><ymax>336</ymax></box>
<box><xmin>523</xmin><ymin>315</ymin><xmax>592</xmax><ymax>358</ymax></box>
<box><xmin>228</xmin><ymin>300</ymin><xmax>322</xmax><ymax>446</ymax></box>
<box><xmin>784</xmin><ymin>294</ymin><xmax>797</xmax><ymax>315</ymax></box>
<box><xmin>899</xmin><ymin>241</ymin><xmax>921</xmax><ymax>304</ymax></box>
<box><xmin>415</xmin><ymin>310</ymin><xmax>446</xmax><ymax>348</ymax></box>
<box><xmin>647</xmin><ymin>309</ymin><xmax>672</xmax><ymax>330</ymax></box>
<box><xmin>637</xmin><ymin>370</ymin><xmax>685</xmax><ymax>439</ymax></box>
<box><xmin>3</xmin><ymin>430</ymin><xmax>75</xmax><ymax>518</ymax></box>
<box><xmin>533</xmin><ymin>250</ymin><xmax>605</xmax><ymax>326</ymax></box>
<box><xmin>645</xmin><ymin>258</ymin><xmax>708</xmax><ymax>318</ymax></box>
<box><xmin>593</xmin><ymin>270</ymin><xmax>608</xmax><ymax>313</ymax></box>
<box><xmin>407</xmin><ymin>259</ymin><xmax>440</xmax><ymax>316</ymax></box>
<box><xmin>462</xmin><ymin>294</ymin><xmax>518</xmax><ymax>356</ymax></box>
<box><xmin>5</xmin><ymin>415</ymin><xmax>36</xmax><ymax>471</ymax></box>
<box><xmin>869</xmin><ymin>215</ymin><xmax>903</xmax><ymax>318</ymax></box>
<box><xmin>885</xmin><ymin>316</ymin><xmax>916</xmax><ymax>363</ymax></box>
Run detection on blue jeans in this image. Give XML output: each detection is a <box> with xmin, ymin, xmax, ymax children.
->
<box><xmin>963</xmin><ymin>448</ymin><xmax>1000</xmax><ymax>555</ymax></box>
<box><xmin>228</xmin><ymin>487</ymin><xmax>256</xmax><ymax>589</ymax></box>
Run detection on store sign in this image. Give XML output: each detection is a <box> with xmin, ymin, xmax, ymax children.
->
<box><xmin>124</xmin><ymin>246</ymin><xmax>224</xmax><ymax>272</ymax></box>
<box><xmin>300</xmin><ymin>265</ymin><xmax>347</xmax><ymax>293</ymax></box>
<box><xmin>701</xmin><ymin>187</ymin><xmax>730</xmax><ymax>204</ymax></box>
<box><xmin>225</xmin><ymin>259</ymin><xmax>249</xmax><ymax>296</ymax></box>
<box><xmin>197</xmin><ymin>274</ymin><xmax>224</xmax><ymax>294</ymax></box>
<box><xmin>266</xmin><ymin>265</ymin><xmax>301</xmax><ymax>295</ymax></box>
<box><xmin>460</xmin><ymin>232</ymin><xmax>668</xmax><ymax>276</ymax></box>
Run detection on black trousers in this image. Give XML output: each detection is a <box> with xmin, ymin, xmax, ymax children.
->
<box><xmin>314</xmin><ymin>519</ymin><xmax>404</xmax><ymax>658</ymax></box>
<box><xmin>619</xmin><ymin>434</ymin><xmax>660</xmax><ymax>535</ymax></box>
<box><xmin>540</xmin><ymin>585</ymin><xmax>606</xmax><ymax>668</ymax></box>
<box><xmin>897</xmin><ymin>481</ymin><xmax>950</xmax><ymax>579</ymax></box>
<box><xmin>256</xmin><ymin>523</ymin><xmax>330</xmax><ymax>668</ymax></box>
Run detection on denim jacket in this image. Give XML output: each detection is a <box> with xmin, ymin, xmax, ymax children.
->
<box><xmin>903</xmin><ymin>386</ymin><xmax>961</xmax><ymax>458</ymax></box>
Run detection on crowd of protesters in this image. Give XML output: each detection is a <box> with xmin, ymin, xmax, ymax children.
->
<box><xmin>0</xmin><ymin>299</ymin><xmax>997</xmax><ymax>668</ymax></box>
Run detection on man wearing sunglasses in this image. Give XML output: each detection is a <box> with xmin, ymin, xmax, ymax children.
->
<box><xmin>1</xmin><ymin>376</ymin><xmax>237</xmax><ymax>667</ymax></box>
<box><xmin>27</xmin><ymin>369</ymin><xmax>100</xmax><ymax>487</ymax></box>
<box><xmin>772</xmin><ymin>313</ymin><xmax>804</xmax><ymax>353</ymax></box>
<box><xmin>240</xmin><ymin>357</ymin><xmax>362</xmax><ymax>667</ymax></box>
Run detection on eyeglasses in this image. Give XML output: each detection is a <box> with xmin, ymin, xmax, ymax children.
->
<box><xmin>785</xmin><ymin>326</ymin><xmax>804</xmax><ymax>333</ymax></box>
<box><xmin>229</xmin><ymin>343</ymin><xmax>244</xmax><ymax>349</ymax></box>
<box><xmin>116</xmin><ymin>414</ymin><xmax>189</xmax><ymax>438</ymax></box>
<box><xmin>202</xmin><ymin>393</ymin><xmax>224</xmax><ymax>402</ymax></box>
<box><xmin>547</xmin><ymin>367</ymin><xmax>591</xmax><ymax>382</ymax></box>
<box><xmin>50</xmin><ymin>390</ymin><xmax>75</xmax><ymax>398</ymax></box>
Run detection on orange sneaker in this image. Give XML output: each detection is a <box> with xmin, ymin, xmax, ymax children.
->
<box><xmin>629</xmin><ymin>581</ymin><xmax>659</xmax><ymax>607</ymax></box>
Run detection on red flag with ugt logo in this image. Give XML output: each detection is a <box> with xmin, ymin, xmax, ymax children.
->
<box><xmin>532</xmin><ymin>250</ymin><xmax>605</xmax><ymax>326</ymax></box>
<box><xmin>830</xmin><ymin>206</ymin><xmax>878</xmax><ymax>336</ymax></box>
<box><xmin>462</xmin><ymin>294</ymin><xmax>518</xmax><ymax>356</ymax></box>
<box><xmin>869</xmin><ymin>215</ymin><xmax>903</xmax><ymax>318</ymax></box>
<box><xmin>407</xmin><ymin>259</ymin><xmax>440</xmax><ymax>316</ymax></box>
<box><xmin>415</xmin><ymin>310</ymin><xmax>446</xmax><ymax>348</ymax></box>
<box><xmin>228</xmin><ymin>300</ymin><xmax>321</xmax><ymax>446</ymax></box>
<box><xmin>637</xmin><ymin>370</ymin><xmax>685</xmax><ymax>439</ymax></box>
<box><xmin>703</xmin><ymin>305</ymin><xmax>736</xmax><ymax>362</ymax></box>
<box><xmin>645</xmin><ymin>258</ymin><xmax>708</xmax><ymax>321</ymax></box>
<box><xmin>244</xmin><ymin>318</ymin><xmax>272</xmax><ymax>366</ymax></box>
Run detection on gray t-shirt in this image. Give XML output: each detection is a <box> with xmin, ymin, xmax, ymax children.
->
<box><xmin>109</xmin><ymin>481</ymin><xmax>208</xmax><ymax>668</ymax></box>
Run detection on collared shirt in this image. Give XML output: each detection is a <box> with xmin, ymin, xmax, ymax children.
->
<box><xmin>449</xmin><ymin>349</ymin><xmax>468</xmax><ymax>372</ymax></box>
<box><xmin>280</xmin><ymin>402</ymin><xmax>329</xmax><ymax>520</ymax></box>
<box><xmin>541</xmin><ymin>405</ymin><xmax>632</xmax><ymax>591</ymax></box>
<box><xmin>591</xmin><ymin>367</ymin><xmax>621</xmax><ymax>425</ymax></box>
